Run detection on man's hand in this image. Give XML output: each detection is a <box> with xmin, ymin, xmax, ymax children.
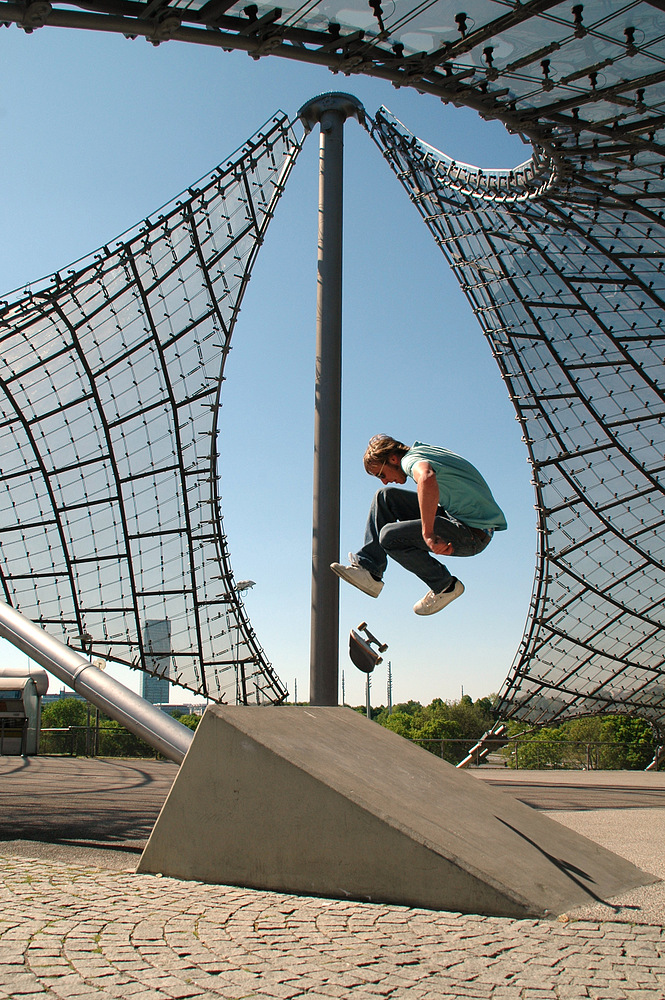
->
<box><xmin>424</xmin><ymin>534</ymin><xmax>455</xmax><ymax>556</ymax></box>
<box><xmin>413</xmin><ymin>461</ymin><xmax>454</xmax><ymax>554</ymax></box>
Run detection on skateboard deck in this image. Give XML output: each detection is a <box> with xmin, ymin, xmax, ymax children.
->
<box><xmin>348</xmin><ymin>622</ymin><xmax>388</xmax><ymax>673</ymax></box>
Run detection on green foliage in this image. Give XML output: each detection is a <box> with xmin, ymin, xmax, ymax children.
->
<box><xmin>372</xmin><ymin>701</ymin><xmax>423</xmax><ymax>723</ymax></box>
<box><xmin>372</xmin><ymin>696</ymin><xmax>656</xmax><ymax>770</ymax></box>
<box><xmin>41</xmin><ymin>699</ymin><xmax>202</xmax><ymax>756</ymax></box>
<box><xmin>40</xmin><ymin>698</ymin><xmax>160</xmax><ymax>757</ymax></box>
<box><xmin>175</xmin><ymin>713</ymin><xmax>202</xmax><ymax>731</ymax></box>
<box><xmin>598</xmin><ymin>716</ymin><xmax>654</xmax><ymax>770</ymax></box>
<box><xmin>95</xmin><ymin>720</ymin><xmax>157</xmax><ymax>757</ymax></box>
<box><xmin>41</xmin><ymin>697</ymin><xmax>89</xmax><ymax>729</ymax></box>
<box><xmin>413</xmin><ymin>718</ymin><xmax>464</xmax><ymax>764</ymax></box>
<box><xmin>380</xmin><ymin>709</ymin><xmax>415</xmax><ymax>738</ymax></box>
<box><xmin>509</xmin><ymin>726</ymin><xmax>568</xmax><ymax>770</ymax></box>
<box><xmin>505</xmin><ymin>714</ymin><xmax>656</xmax><ymax>770</ymax></box>
<box><xmin>393</xmin><ymin>700</ymin><xmax>423</xmax><ymax>717</ymax></box>
<box><xmin>374</xmin><ymin>696</ymin><xmax>495</xmax><ymax>765</ymax></box>
<box><xmin>42</xmin><ymin>693</ymin><xmax>657</xmax><ymax>770</ymax></box>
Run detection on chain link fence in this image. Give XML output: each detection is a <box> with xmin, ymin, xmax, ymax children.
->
<box><xmin>37</xmin><ymin>728</ymin><xmax>663</xmax><ymax>770</ymax></box>
<box><xmin>40</xmin><ymin>726</ymin><xmax>164</xmax><ymax>759</ymax></box>
<box><xmin>412</xmin><ymin>738</ymin><xmax>662</xmax><ymax>770</ymax></box>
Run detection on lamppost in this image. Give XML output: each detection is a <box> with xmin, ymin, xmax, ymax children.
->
<box><xmin>298</xmin><ymin>93</ymin><xmax>365</xmax><ymax>707</ymax></box>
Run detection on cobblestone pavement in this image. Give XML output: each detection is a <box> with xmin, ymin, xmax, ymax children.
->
<box><xmin>3</xmin><ymin>767</ymin><xmax>665</xmax><ymax>999</ymax></box>
<box><xmin>2</xmin><ymin>851</ymin><xmax>665</xmax><ymax>1000</ymax></box>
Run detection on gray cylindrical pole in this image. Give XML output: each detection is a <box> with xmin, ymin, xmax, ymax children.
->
<box><xmin>0</xmin><ymin>600</ymin><xmax>194</xmax><ymax>764</ymax></box>
<box><xmin>299</xmin><ymin>93</ymin><xmax>364</xmax><ymax>707</ymax></box>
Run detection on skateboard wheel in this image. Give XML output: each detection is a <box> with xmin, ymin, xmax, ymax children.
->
<box><xmin>358</xmin><ymin>621</ymin><xmax>367</xmax><ymax>630</ymax></box>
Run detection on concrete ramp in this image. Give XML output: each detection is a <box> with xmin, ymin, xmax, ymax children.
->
<box><xmin>138</xmin><ymin>705</ymin><xmax>658</xmax><ymax>918</ymax></box>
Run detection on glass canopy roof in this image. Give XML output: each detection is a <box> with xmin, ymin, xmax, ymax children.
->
<box><xmin>2</xmin><ymin>0</ymin><xmax>665</xmax><ymax>724</ymax></box>
<box><xmin>369</xmin><ymin>79</ymin><xmax>665</xmax><ymax>726</ymax></box>
<box><xmin>0</xmin><ymin>116</ymin><xmax>299</xmax><ymax>704</ymax></box>
<box><xmin>4</xmin><ymin>1</ymin><xmax>664</xmax><ymax>156</ymax></box>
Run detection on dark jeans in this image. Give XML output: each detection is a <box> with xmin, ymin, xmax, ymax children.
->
<box><xmin>353</xmin><ymin>487</ymin><xmax>492</xmax><ymax>592</ymax></box>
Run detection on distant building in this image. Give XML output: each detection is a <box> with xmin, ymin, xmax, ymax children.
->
<box><xmin>43</xmin><ymin>688</ymin><xmax>87</xmax><ymax>704</ymax></box>
<box><xmin>155</xmin><ymin>703</ymin><xmax>206</xmax><ymax>718</ymax></box>
<box><xmin>142</xmin><ymin>673</ymin><xmax>169</xmax><ymax>705</ymax></box>
<box><xmin>141</xmin><ymin>619</ymin><xmax>172</xmax><ymax>705</ymax></box>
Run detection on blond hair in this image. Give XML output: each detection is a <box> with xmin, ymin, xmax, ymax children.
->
<box><xmin>363</xmin><ymin>434</ymin><xmax>409</xmax><ymax>474</ymax></box>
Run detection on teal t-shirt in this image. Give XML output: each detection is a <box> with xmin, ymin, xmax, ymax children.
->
<box><xmin>401</xmin><ymin>442</ymin><xmax>507</xmax><ymax>532</ymax></box>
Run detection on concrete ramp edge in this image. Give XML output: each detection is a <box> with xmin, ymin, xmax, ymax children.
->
<box><xmin>138</xmin><ymin>705</ymin><xmax>658</xmax><ymax>918</ymax></box>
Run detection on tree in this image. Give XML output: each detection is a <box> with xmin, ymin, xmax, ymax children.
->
<box><xmin>392</xmin><ymin>700</ymin><xmax>423</xmax><ymax>717</ymax></box>
<box><xmin>40</xmin><ymin>697</ymin><xmax>160</xmax><ymax>757</ymax></box>
<box><xmin>40</xmin><ymin>697</ymin><xmax>93</xmax><ymax>755</ymax></box>
<box><xmin>504</xmin><ymin>714</ymin><xmax>657</xmax><ymax>770</ymax></box>
<box><xmin>508</xmin><ymin>726</ymin><xmax>567</xmax><ymax>770</ymax></box>
<box><xmin>411</xmin><ymin>717</ymin><xmax>464</xmax><ymax>764</ymax></box>
<box><xmin>600</xmin><ymin>716</ymin><xmax>654</xmax><ymax>770</ymax></box>
<box><xmin>96</xmin><ymin>719</ymin><xmax>157</xmax><ymax>758</ymax></box>
<box><xmin>176</xmin><ymin>713</ymin><xmax>201</xmax><ymax>731</ymax></box>
<box><xmin>381</xmin><ymin>710</ymin><xmax>416</xmax><ymax>739</ymax></box>
<box><xmin>41</xmin><ymin>697</ymin><xmax>88</xmax><ymax>728</ymax></box>
<box><xmin>374</xmin><ymin>696</ymin><xmax>495</xmax><ymax>765</ymax></box>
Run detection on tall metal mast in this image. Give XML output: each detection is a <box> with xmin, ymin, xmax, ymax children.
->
<box><xmin>299</xmin><ymin>93</ymin><xmax>364</xmax><ymax>706</ymax></box>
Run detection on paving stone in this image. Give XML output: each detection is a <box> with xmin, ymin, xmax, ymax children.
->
<box><xmin>2</xmin><ymin>853</ymin><xmax>665</xmax><ymax>1000</ymax></box>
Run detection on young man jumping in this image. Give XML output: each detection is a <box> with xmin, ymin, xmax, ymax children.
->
<box><xmin>331</xmin><ymin>435</ymin><xmax>507</xmax><ymax>615</ymax></box>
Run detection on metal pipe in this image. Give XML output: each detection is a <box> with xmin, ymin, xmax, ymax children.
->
<box><xmin>0</xmin><ymin>600</ymin><xmax>194</xmax><ymax>764</ymax></box>
<box><xmin>299</xmin><ymin>93</ymin><xmax>364</xmax><ymax>707</ymax></box>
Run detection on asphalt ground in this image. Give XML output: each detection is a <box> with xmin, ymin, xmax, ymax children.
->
<box><xmin>2</xmin><ymin>757</ymin><xmax>665</xmax><ymax>999</ymax></box>
<box><xmin>473</xmin><ymin>768</ymin><xmax>665</xmax><ymax>811</ymax></box>
<box><xmin>0</xmin><ymin>755</ymin><xmax>176</xmax><ymax>857</ymax></box>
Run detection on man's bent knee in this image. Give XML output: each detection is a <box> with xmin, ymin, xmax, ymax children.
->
<box><xmin>379</xmin><ymin>522</ymin><xmax>422</xmax><ymax>551</ymax></box>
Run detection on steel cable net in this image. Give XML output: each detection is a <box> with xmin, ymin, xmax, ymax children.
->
<box><xmin>369</xmin><ymin>75</ymin><xmax>665</xmax><ymax>725</ymax></box>
<box><xmin>1</xmin><ymin>3</ymin><xmax>663</xmax><ymax>721</ymax></box>
<box><xmin>0</xmin><ymin>113</ymin><xmax>300</xmax><ymax>704</ymax></box>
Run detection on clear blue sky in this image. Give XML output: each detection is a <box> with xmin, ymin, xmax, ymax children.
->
<box><xmin>0</xmin><ymin>27</ymin><xmax>536</xmax><ymax>708</ymax></box>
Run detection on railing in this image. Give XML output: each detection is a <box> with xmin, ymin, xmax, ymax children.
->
<box><xmin>37</xmin><ymin>728</ymin><xmax>663</xmax><ymax>770</ymax></box>
<box><xmin>39</xmin><ymin>726</ymin><xmax>165</xmax><ymax>759</ymax></box>
<box><xmin>411</xmin><ymin>737</ymin><xmax>507</xmax><ymax>767</ymax></box>
<box><xmin>410</xmin><ymin>738</ymin><xmax>661</xmax><ymax>771</ymax></box>
<box><xmin>507</xmin><ymin>739</ymin><xmax>660</xmax><ymax>772</ymax></box>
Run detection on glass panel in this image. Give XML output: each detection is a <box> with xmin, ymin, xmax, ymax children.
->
<box><xmin>371</xmin><ymin>100</ymin><xmax>665</xmax><ymax>726</ymax></box>
<box><xmin>0</xmin><ymin>115</ymin><xmax>299</xmax><ymax>704</ymax></box>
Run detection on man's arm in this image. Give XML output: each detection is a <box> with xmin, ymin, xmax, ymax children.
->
<box><xmin>411</xmin><ymin>460</ymin><xmax>454</xmax><ymax>556</ymax></box>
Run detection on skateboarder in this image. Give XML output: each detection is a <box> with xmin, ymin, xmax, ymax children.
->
<box><xmin>331</xmin><ymin>435</ymin><xmax>507</xmax><ymax>615</ymax></box>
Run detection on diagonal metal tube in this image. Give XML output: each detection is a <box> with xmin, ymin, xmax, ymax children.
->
<box><xmin>0</xmin><ymin>600</ymin><xmax>194</xmax><ymax>764</ymax></box>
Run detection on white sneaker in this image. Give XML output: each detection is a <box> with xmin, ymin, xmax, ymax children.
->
<box><xmin>414</xmin><ymin>578</ymin><xmax>464</xmax><ymax>615</ymax></box>
<box><xmin>331</xmin><ymin>555</ymin><xmax>383</xmax><ymax>598</ymax></box>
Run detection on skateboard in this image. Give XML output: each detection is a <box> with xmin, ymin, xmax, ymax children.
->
<box><xmin>348</xmin><ymin>621</ymin><xmax>388</xmax><ymax>674</ymax></box>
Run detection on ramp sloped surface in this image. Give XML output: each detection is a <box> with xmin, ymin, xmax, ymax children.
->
<box><xmin>139</xmin><ymin>705</ymin><xmax>658</xmax><ymax>917</ymax></box>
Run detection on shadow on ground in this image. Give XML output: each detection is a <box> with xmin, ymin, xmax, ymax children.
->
<box><xmin>0</xmin><ymin>756</ymin><xmax>178</xmax><ymax>852</ymax></box>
